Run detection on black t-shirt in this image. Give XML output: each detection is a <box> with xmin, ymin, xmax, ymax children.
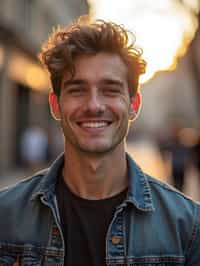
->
<box><xmin>56</xmin><ymin>176</ymin><xmax>127</xmax><ymax>266</ymax></box>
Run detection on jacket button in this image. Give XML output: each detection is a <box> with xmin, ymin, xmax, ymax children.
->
<box><xmin>111</xmin><ymin>235</ymin><xmax>122</xmax><ymax>245</ymax></box>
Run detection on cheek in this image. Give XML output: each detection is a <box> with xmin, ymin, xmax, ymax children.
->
<box><xmin>59</xmin><ymin>102</ymin><xmax>82</xmax><ymax>124</ymax></box>
<box><xmin>58</xmin><ymin>105</ymin><xmax>70</xmax><ymax>123</ymax></box>
<box><xmin>111</xmin><ymin>97</ymin><xmax>130</xmax><ymax>116</ymax></box>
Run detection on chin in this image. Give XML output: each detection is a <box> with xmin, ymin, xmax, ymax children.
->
<box><xmin>77</xmin><ymin>142</ymin><xmax>120</xmax><ymax>155</ymax></box>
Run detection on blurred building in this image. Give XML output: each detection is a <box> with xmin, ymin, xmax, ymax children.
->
<box><xmin>133</xmin><ymin>27</ymin><xmax>200</xmax><ymax>138</ymax></box>
<box><xmin>0</xmin><ymin>0</ymin><xmax>88</xmax><ymax>172</ymax></box>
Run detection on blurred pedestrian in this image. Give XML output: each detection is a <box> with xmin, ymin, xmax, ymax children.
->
<box><xmin>0</xmin><ymin>16</ymin><xmax>200</xmax><ymax>265</ymax></box>
<box><xmin>168</xmin><ymin>124</ymin><xmax>191</xmax><ymax>192</ymax></box>
<box><xmin>20</xmin><ymin>126</ymin><xmax>48</xmax><ymax>170</ymax></box>
<box><xmin>157</xmin><ymin>122</ymin><xmax>191</xmax><ymax>192</ymax></box>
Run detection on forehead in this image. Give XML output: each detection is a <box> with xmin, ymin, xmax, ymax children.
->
<box><xmin>62</xmin><ymin>52</ymin><xmax>128</xmax><ymax>84</ymax></box>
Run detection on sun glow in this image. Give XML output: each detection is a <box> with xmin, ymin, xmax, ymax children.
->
<box><xmin>88</xmin><ymin>0</ymin><xmax>199</xmax><ymax>83</ymax></box>
<box><xmin>8</xmin><ymin>52</ymin><xmax>49</xmax><ymax>91</ymax></box>
<box><xmin>0</xmin><ymin>46</ymin><xmax>4</xmax><ymax>67</ymax></box>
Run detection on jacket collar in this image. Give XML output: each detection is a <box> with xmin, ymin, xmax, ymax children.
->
<box><xmin>31</xmin><ymin>153</ymin><xmax>64</xmax><ymax>201</ymax></box>
<box><xmin>125</xmin><ymin>153</ymin><xmax>155</xmax><ymax>211</ymax></box>
<box><xmin>31</xmin><ymin>153</ymin><xmax>155</xmax><ymax>212</ymax></box>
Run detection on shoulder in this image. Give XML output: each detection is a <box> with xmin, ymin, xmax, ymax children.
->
<box><xmin>0</xmin><ymin>169</ymin><xmax>48</xmax><ymax>208</ymax></box>
<box><xmin>0</xmin><ymin>154</ymin><xmax>64</xmax><ymax>210</ymax></box>
<box><xmin>0</xmin><ymin>169</ymin><xmax>51</xmax><ymax>243</ymax></box>
<box><xmin>148</xmin><ymin>176</ymin><xmax>200</xmax><ymax>262</ymax></box>
<box><xmin>127</xmin><ymin>153</ymin><xmax>200</xmax><ymax>214</ymax></box>
<box><xmin>148</xmin><ymin>174</ymin><xmax>200</xmax><ymax>209</ymax></box>
<box><xmin>148</xmin><ymin>174</ymin><xmax>199</xmax><ymax>203</ymax></box>
<box><xmin>147</xmin><ymin>174</ymin><xmax>200</xmax><ymax>235</ymax></box>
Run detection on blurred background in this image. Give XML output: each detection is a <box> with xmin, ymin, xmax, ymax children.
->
<box><xmin>0</xmin><ymin>0</ymin><xmax>200</xmax><ymax>201</ymax></box>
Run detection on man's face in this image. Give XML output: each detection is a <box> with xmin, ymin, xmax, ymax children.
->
<box><xmin>51</xmin><ymin>52</ymin><xmax>135</xmax><ymax>155</ymax></box>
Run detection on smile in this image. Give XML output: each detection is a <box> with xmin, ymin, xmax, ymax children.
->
<box><xmin>78</xmin><ymin>121</ymin><xmax>112</xmax><ymax>128</ymax></box>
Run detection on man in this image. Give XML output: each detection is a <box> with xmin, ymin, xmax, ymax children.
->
<box><xmin>0</xmin><ymin>16</ymin><xmax>199</xmax><ymax>265</ymax></box>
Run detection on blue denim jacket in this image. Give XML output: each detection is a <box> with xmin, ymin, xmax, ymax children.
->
<box><xmin>0</xmin><ymin>153</ymin><xmax>200</xmax><ymax>265</ymax></box>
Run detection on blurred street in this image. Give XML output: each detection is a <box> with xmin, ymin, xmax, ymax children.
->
<box><xmin>0</xmin><ymin>0</ymin><xmax>199</xmax><ymax>204</ymax></box>
<box><xmin>0</xmin><ymin>1</ymin><xmax>200</xmax><ymax>263</ymax></box>
<box><xmin>1</xmin><ymin>140</ymin><xmax>199</xmax><ymax>202</ymax></box>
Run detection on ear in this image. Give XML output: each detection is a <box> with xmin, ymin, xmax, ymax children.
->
<box><xmin>49</xmin><ymin>92</ymin><xmax>61</xmax><ymax>120</ymax></box>
<box><xmin>129</xmin><ymin>92</ymin><xmax>141</xmax><ymax>121</ymax></box>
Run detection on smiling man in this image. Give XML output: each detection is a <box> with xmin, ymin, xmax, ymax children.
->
<box><xmin>0</xmin><ymin>16</ymin><xmax>200</xmax><ymax>265</ymax></box>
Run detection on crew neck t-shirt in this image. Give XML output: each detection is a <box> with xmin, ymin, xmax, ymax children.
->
<box><xmin>56</xmin><ymin>176</ymin><xmax>127</xmax><ymax>266</ymax></box>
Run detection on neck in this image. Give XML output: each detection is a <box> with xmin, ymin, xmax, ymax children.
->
<box><xmin>62</xmin><ymin>143</ymin><xmax>128</xmax><ymax>200</ymax></box>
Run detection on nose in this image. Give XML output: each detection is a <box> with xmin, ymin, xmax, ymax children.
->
<box><xmin>84</xmin><ymin>91</ymin><xmax>105</xmax><ymax>115</ymax></box>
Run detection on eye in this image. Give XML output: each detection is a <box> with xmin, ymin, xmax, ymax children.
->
<box><xmin>67</xmin><ymin>87</ymin><xmax>85</xmax><ymax>95</ymax></box>
<box><xmin>103</xmin><ymin>87</ymin><xmax>121</xmax><ymax>96</ymax></box>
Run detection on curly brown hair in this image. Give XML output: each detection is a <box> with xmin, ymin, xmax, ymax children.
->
<box><xmin>39</xmin><ymin>16</ymin><xmax>146</xmax><ymax>96</ymax></box>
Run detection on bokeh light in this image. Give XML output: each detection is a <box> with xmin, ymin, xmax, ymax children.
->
<box><xmin>88</xmin><ymin>0</ymin><xmax>199</xmax><ymax>83</ymax></box>
<box><xmin>0</xmin><ymin>46</ymin><xmax>4</xmax><ymax>66</ymax></box>
<box><xmin>8</xmin><ymin>53</ymin><xmax>49</xmax><ymax>91</ymax></box>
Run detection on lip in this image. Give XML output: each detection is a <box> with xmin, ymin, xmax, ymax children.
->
<box><xmin>76</xmin><ymin>119</ymin><xmax>113</xmax><ymax>123</ymax></box>
<box><xmin>76</xmin><ymin>119</ymin><xmax>113</xmax><ymax>125</ymax></box>
<box><xmin>76</xmin><ymin>120</ymin><xmax>113</xmax><ymax>134</ymax></box>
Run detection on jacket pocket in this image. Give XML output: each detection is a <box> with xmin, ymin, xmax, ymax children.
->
<box><xmin>20</xmin><ymin>255</ymin><xmax>42</xmax><ymax>266</ymax></box>
<box><xmin>107</xmin><ymin>263</ymin><xmax>184</xmax><ymax>266</ymax></box>
<box><xmin>0</xmin><ymin>244</ymin><xmax>42</xmax><ymax>266</ymax></box>
<box><xmin>106</xmin><ymin>255</ymin><xmax>185</xmax><ymax>265</ymax></box>
<box><xmin>0</xmin><ymin>255</ymin><xmax>42</xmax><ymax>266</ymax></box>
<box><xmin>0</xmin><ymin>243</ymin><xmax>63</xmax><ymax>265</ymax></box>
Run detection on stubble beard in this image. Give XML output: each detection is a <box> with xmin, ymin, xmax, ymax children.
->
<box><xmin>61</xmin><ymin>120</ymin><xmax>130</xmax><ymax>157</ymax></box>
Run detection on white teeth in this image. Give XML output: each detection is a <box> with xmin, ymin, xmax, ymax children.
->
<box><xmin>80</xmin><ymin>122</ymin><xmax>109</xmax><ymax>128</ymax></box>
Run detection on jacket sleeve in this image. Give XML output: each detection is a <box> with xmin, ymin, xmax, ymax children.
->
<box><xmin>185</xmin><ymin>204</ymin><xmax>200</xmax><ymax>265</ymax></box>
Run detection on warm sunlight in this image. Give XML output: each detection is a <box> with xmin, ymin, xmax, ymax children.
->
<box><xmin>8</xmin><ymin>52</ymin><xmax>49</xmax><ymax>91</ymax></box>
<box><xmin>0</xmin><ymin>46</ymin><xmax>4</xmax><ymax>66</ymax></box>
<box><xmin>88</xmin><ymin>0</ymin><xmax>199</xmax><ymax>83</ymax></box>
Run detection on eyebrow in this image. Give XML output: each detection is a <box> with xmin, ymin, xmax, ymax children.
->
<box><xmin>63</xmin><ymin>79</ymin><xmax>86</xmax><ymax>88</ymax></box>
<box><xmin>63</xmin><ymin>78</ymin><xmax>124</xmax><ymax>88</ymax></box>
<box><xmin>100</xmin><ymin>79</ymin><xmax>124</xmax><ymax>86</ymax></box>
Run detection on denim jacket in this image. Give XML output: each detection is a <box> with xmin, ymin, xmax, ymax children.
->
<box><xmin>0</xmin><ymin>153</ymin><xmax>200</xmax><ymax>265</ymax></box>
